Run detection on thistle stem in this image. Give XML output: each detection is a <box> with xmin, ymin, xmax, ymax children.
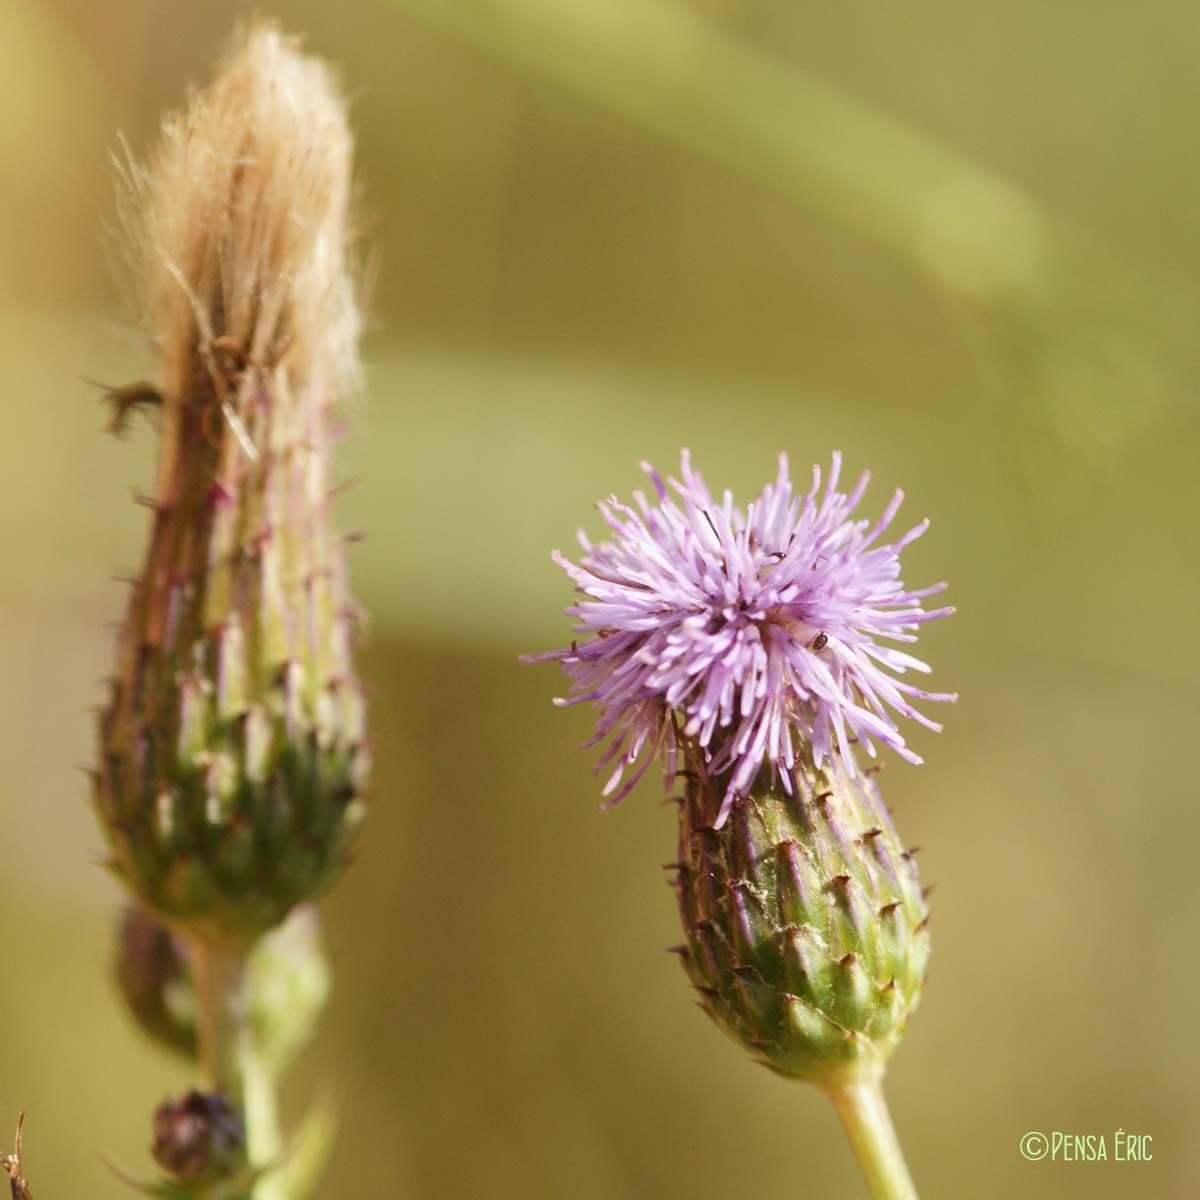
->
<box><xmin>241</xmin><ymin>1034</ymin><xmax>285</xmax><ymax>1199</ymax></box>
<box><xmin>192</xmin><ymin>939</ymin><xmax>249</xmax><ymax>1102</ymax></box>
<box><xmin>827</xmin><ymin>1074</ymin><xmax>918</xmax><ymax>1200</ymax></box>
<box><xmin>191</xmin><ymin>938</ymin><xmax>285</xmax><ymax>1197</ymax></box>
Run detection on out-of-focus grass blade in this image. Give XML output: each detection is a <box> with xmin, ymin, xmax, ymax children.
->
<box><xmin>383</xmin><ymin>0</ymin><xmax>1043</xmax><ymax>303</ymax></box>
<box><xmin>381</xmin><ymin>0</ymin><xmax>1200</xmax><ymax>493</ymax></box>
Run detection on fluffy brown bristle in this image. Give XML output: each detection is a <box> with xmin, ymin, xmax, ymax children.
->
<box><xmin>116</xmin><ymin>21</ymin><xmax>360</xmax><ymax>406</ymax></box>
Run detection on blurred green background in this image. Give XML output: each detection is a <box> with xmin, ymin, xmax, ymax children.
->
<box><xmin>2</xmin><ymin>0</ymin><xmax>1198</xmax><ymax>1196</ymax></box>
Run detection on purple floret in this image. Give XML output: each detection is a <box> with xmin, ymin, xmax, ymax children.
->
<box><xmin>528</xmin><ymin>451</ymin><xmax>956</xmax><ymax>827</ymax></box>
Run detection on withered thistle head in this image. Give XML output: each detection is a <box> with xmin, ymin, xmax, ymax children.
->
<box><xmin>122</xmin><ymin>21</ymin><xmax>360</xmax><ymax>399</ymax></box>
<box><xmin>96</xmin><ymin>24</ymin><xmax>368</xmax><ymax>944</ymax></box>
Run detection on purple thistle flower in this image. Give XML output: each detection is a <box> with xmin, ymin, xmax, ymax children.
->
<box><xmin>527</xmin><ymin>451</ymin><xmax>956</xmax><ymax>828</ymax></box>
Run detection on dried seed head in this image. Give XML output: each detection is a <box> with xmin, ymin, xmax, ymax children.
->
<box><xmin>117</xmin><ymin>20</ymin><xmax>360</xmax><ymax>398</ymax></box>
<box><xmin>97</xmin><ymin>23</ymin><xmax>369</xmax><ymax>942</ymax></box>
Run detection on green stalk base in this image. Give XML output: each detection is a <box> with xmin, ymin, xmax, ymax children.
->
<box><xmin>827</xmin><ymin>1073</ymin><xmax>918</xmax><ymax>1200</ymax></box>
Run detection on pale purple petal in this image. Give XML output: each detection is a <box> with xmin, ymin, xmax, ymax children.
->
<box><xmin>529</xmin><ymin>451</ymin><xmax>955</xmax><ymax>826</ymax></box>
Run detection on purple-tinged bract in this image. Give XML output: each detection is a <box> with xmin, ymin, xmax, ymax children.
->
<box><xmin>529</xmin><ymin>451</ymin><xmax>955</xmax><ymax>826</ymax></box>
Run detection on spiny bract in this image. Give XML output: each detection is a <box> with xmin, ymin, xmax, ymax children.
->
<box><xmin>672</xmin><ymin>749</ymin><xmax>930</xmax><ymax>1085</ymax></box>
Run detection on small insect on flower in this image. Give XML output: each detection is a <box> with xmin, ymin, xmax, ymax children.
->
<box><xmin>94</xmin><ymin>380</ymin><xmax>163</xmax><ymax>437</ymax></box>
<box><xmin>527</xmin><ymin>450</ymin><xmax>956</xmax><ymax>826</ymax></box>
<box><xmin>3</xmin><ymin>1112</ymin><xmax>32</xmax><ymax>1200</ymax></box>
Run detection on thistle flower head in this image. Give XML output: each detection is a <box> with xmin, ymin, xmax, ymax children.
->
<box><xmin>95</xmin><ymin>23</ymin><xmax>368</xmax><ymax>941</ymax></box>
<box><xmin>532</xmin><ymin>451</ymin><xmax>955</xmax><ymax>826</ymax></box>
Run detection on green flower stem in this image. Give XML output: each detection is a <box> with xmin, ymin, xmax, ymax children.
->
<box><xmin>192</xmin><ymin>940</ymin><xmax>249</xmax><ymax>1102</ymax></box>
<box><xmin>241</xmin><ymin>1033</ymin><xmax>285</xmax><ymax>1200</ymax></box>
<box><xmin>192</xmin><ymin>938</ymin><xmax>285</xmax><ymax>1198</ymax></box>
<box><xmin>827</xmin><ymin>1074</ymin><xmax>918</xmax><ymax>1200</ymax></box>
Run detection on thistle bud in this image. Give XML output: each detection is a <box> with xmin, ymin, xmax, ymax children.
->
<box><xmin>152</xmin><ymin>1091</ymin><xmax>245</xmax><ymax>1184</ymax></box>
<box><xmin>116</xmin><ymin>906</ymin><xmax>196</xmax><ymax>1057</ymax></box>
<box><xmin>96</xmin><ymin>24</ymin><xmax>369</xmax><ymax>942</ymax></box>
<box><xmin>674</xmin><ymin>751</ymin><xmax>929</xmax><ymax>1084</ymax></box>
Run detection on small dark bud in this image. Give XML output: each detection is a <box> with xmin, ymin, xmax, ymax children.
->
<box><xmin>152</xmin><ymin>1091</ymin><xmax>245</xmax><ymax>1183</ymax></box>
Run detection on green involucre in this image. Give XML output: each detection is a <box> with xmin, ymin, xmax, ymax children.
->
<box><xmin>673</xmin><ymin>749</ymin><xmax>930</xmax><ymax>1085</ymax></box>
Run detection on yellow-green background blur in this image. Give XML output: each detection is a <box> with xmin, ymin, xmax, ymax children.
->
<box><xmin>2</xmin><ymin>1</ymin><xmax>1198</xmax><ymax>1196</ymax></box>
